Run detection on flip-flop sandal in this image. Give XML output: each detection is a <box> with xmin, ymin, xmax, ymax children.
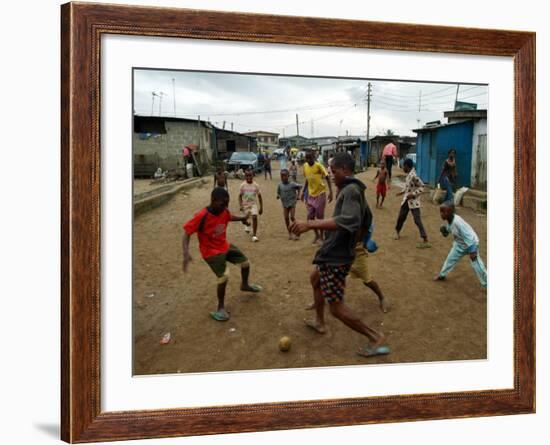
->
<box><xmin>243</xmin><ymin>284</ymin><xmax>262</xmax><ymax>292</ymax></box>
<box><xmin>416</xmin><ymin>242</ymin><xmax>432</xmax><ymax>249</ymax></box>
<box><xmin>357</xmin><ymin>345</ymin><xmax>391</xmax><ymax>358</ymax></box>
<box><xmin>209</xmin><ymin>310</ymin><xmax>230</xmax><ymax>321</ymax></box>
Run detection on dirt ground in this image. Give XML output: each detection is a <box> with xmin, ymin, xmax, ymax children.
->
<box><xmin>133</xmin><ymin>163</ymin><xmax>487</xmax><ymax>375</ymax></box>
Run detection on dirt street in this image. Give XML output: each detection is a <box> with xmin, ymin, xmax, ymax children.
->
<box><xmin>133</xmin><ymin>163</ymin><xmax>487</xmax><ymax>375</ymax></box>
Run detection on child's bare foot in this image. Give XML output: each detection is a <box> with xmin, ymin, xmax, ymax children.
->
<box><xmin>304</xmin><ymin>319</ymin><xmax>326</xmax><ymax>334</ymax></box>
<box><xmin>393</xmin><ymin>232</ymin><xmax>400</xmax><ymax>240</ymax></box>
<box><xmin>433</xmin><ymin>275</ymin><xmax>445</xmax><ymax>282</ymax></box>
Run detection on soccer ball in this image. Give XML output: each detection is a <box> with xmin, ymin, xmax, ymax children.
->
<box><xmin>278</xmin><ymin>336</ymin><xmax>291</xmax><ymax>352</ymax></box>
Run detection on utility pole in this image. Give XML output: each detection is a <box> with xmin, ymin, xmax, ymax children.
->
<box><xmin>151</xmin><ymin>91</ymin><xmax>158</xmax><ymax>116</ymax></box>
<box><xmin>222</xmin><ymin>120</ymin><xmax>226</xmax><ymax>129</ymax></box>
<box><xmin>158</xmin><ymin>91</ymin><xmax>166</xmax><ymax>116</ymax></box>
<box><xmin>172</xmin><ymin>78</ymin><xmax>177</xmax><ymax>116</ymax></box>
<box><xmin>454</xmin><ymin>83</ymin><xmax>460</xmax><ymax>110</ymax></box>
<box><xmin>231</xmin><ymin>122</ymin><xmax>234</xmax><ymax>132</ymax></box>
<box><xmin>418</xmin><ymin>90</ymin><xmax>422</xmax><ymax>112</ymax></box>
<box><xmin>296</xmin><ymin>114</ymin><xmax>300</xmax><ymax>138</ymax></box>
<box><xmin>365</xmin><ymin>82</ymin><xmax>372</xmax><ymax>168</ymax></box>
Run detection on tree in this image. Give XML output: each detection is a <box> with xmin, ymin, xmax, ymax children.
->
<box><xmin>384</xmin><ymin>129</ymin><xmax>395</xmax><ymax>136</ymax></box>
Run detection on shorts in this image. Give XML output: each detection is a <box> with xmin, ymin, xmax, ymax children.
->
<box><xmin>376</xmin><ymin>182</ymin><xmax>387</xmax><ymax>197</ymax></box>
<box><xmin>264</xmin><ymin>164</ymin><xmax>272</xmax><ymax>172</ymax></box>
<box><xmin>243</xmin><ymin>204</ymin><xmax>259</xmax><ymax>216</ymax></box>
<box><xmin>204</xmin><ymin>244</ymin><xmax>248</xmax><ymax>277</ymax></box>
<box><xmin>349</xmin><ymin>247</ymin><xmax>373</xmax><ymax>284</ymax></box>
<box><xmin>306</xmin><ymin>193</ymin><xmax>327</xmax><ymax>220</ymax></box>
<box><xmin>318</xmin><ymin>264</ymin><xmax>351</xmax><ymax>303</ymax></box>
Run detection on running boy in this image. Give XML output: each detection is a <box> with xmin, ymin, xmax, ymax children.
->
<box><xmin>394</xmin><ymin>158</ymin><xmax>431</xmax><ymax>248</ymax></box>
<box><xmin>182</xmin><ymin>187</ymin><xmax>262</xmax><ymax>321</ymax></box>
<box><xmin>291</xmin><ymin>152</ymin><xmax>390</xmax><ymax>358</ymax></box>
<box><xmin>434</xmin><ymin>201</ymin><xmax>487</xmax><ymax>288</ymax></box>
<box><xmin>373</xmin><ymin>162</ymin><xmax>389</xmax><ymax>208</ymax></box>
<box><xmin>276</xmin><ymin>169</ymin><xmax>302</xmax><ymax>240</ymax></box>
<box><xmin>239</xmin><ymin>169</ymin><xmax>263</xmax><ymax>242</ymax></box>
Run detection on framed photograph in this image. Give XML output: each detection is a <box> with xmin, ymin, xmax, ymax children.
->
<box><xmin>61</xmin><ymin>2</ymin><xmax>535</xmax><ymax>442</ymax></box>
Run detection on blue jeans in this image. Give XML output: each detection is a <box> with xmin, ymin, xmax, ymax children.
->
<box><xmin>441</xmin><ymin>175</ymin><xmax>454</xmax><ymax>203</ymax></box>
<box><xmin>439</xmin><ymin>242</ymin><xmax>487</xmax><ymax>288</ymax></box>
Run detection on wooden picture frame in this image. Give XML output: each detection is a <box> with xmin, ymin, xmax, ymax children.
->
<box><xmin>61</xmin><ymin>2</ymin><xmax>535</xmax><ymax>442</ymax></box>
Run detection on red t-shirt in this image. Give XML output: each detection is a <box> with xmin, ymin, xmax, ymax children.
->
<box><xmin>183</xmin><ymin>208</ymin><xmax>231</xmax><ymax>258</ymax></box>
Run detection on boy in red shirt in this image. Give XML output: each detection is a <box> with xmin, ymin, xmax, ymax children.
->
<box><xmin>182</xmin><ymin>187</ymin><xmax>262</xmax><ymax>321</ymax></box>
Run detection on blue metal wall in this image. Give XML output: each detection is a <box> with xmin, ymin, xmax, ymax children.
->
<box><xmin>415</xmin><ymin>121</ymin><xmax>473</xmax><ymax>187</ymax></box>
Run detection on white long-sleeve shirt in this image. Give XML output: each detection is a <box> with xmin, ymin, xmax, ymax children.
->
<box><xmin>445</xmin><ymin>214</ymin><xmax>480</xmax><ymax>252</ymax></box>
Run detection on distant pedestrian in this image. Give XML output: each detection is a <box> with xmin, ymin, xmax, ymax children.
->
<box><xmin>289</xmin><ymin>159</ymin><xmax>298</xmax><ymax>182</ymax></box>
<box><xmin>263</xmin><ymin>153</ymin><xmax>272</xmax><ymax>180</ymax></box>
<box><xmin>257</xmin><ymin>151</ymin><xmax>265</xmax><ymax>172</ymax></box>
<box><xmin>394</xmin><ymin>158</ymin><xmax>431</xmax><ymax>248</ymax></box>
<box><xmin>438</xmin><ymin>148</ymin><xmax>458</xmax><ymax>203</ymax></box>
<box><xmin>434</xmin><ymin>201</ymin><xmax>487</xmax><ymax>288</ymax></box>
<box><xmin>381</xmin><ymin>140</ymin><xmax>398</xmax><ymax>180</ymax></box>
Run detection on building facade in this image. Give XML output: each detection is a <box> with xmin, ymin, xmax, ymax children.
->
<box><xmin>243</xmin><ymin>131</ymin><xmax>279</xmax><ymax>147</ymax></box>
<box><xmin>133</xmin><ymin>116</ymin><xmax>215</xmax><ymax>177</ymax></box>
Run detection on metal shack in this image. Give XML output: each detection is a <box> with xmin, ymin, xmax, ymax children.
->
<box><xmin>413</xmin><ymin>109</ymin><xmax>487</xmax><ymax>189</ymax></box>
<box><xmin>214</xmin><ymin>128</ymin><xmax>257</xmax><ymax>160</ymax></box>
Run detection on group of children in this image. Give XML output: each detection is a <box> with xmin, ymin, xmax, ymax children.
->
<box><xmin>182</xmin><ymin>151</ymin><xmax>487</xmax><ymax>357</ymax></box>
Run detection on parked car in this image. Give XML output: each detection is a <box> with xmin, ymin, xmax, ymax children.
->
<box><xmin>399</xmin><ymin>153</ymin><xmax>417</xmax><ymax>168</ymax></box>
<box><xmin>272</xmin><ymin>148</ymin><xmax>286</xmax><ymax>159</ymax></box>
<box><xmin>226</xmin><ymin>151</ymin><xmax>259</xmax><ymax>172</ymax></box>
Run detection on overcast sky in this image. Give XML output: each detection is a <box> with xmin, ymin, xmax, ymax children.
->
<box><xmin>133</xmin><ymin>69</ymin><xmax>488</xmax><ymax>137</ymax></box>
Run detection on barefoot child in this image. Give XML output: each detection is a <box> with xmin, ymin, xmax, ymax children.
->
<box><xmin>182</xmin><ymin>187</ymin><xmax>262</xmax><ymax>321</ymax></box>
<box><xmin>434</xmin><ymin>201</ymin><xmax>487</xmax><ymax>288</ymax></box>
<box><xmin>291</xmin><ymin>152</ymin><xmax>390</xmax><ymax>358</ymax></box>
<box><xmin>239</xmin><ymin>169</ymin><xmax>263</xmax><ymax>242</ymax></box>
<box><xmin>394</xmin><ymin>158</ymin><xmax>431</xmax><ymax>248</ymax></box>
<box><xmin>213</xmin><ymin>166</ymin><xmax>229</xmax><ymax>190</ymax></box>
<box><xmin>276</xmin><ymin>169</ymin><xmax>302</xmax><ymax>240</ymax></box>
<box><xmin>289</xmin><ymin>159</ymin><xmax>298</xmax><ymax>182</ymax></box>
<box><xmin>373</xmin><ymin>162</ymin><xmax>389</xmax><ymax>208</ymax></box>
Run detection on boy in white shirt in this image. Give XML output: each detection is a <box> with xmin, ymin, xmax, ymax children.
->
<box><xmin>434</xmin><ymin>201</ymin><xmax>487</xmax><ymax>289</ymax></box>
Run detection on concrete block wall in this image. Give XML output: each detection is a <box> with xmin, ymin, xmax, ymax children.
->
<box><xmin>133</xmin><ymin>121</ymin><xmax>215</xmax><ymax>173</ymax></box>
